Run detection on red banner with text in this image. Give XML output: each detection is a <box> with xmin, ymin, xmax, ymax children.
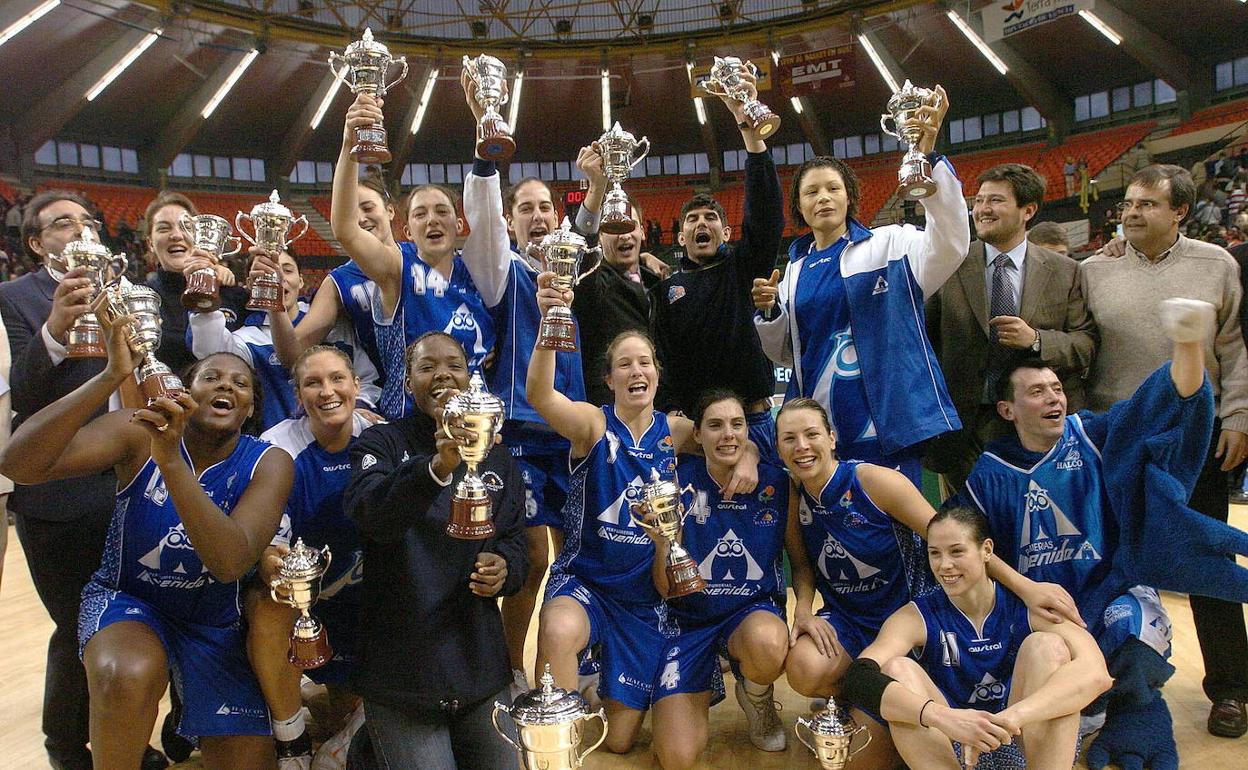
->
<box><xmin>777</xmin><ymin>45</ymin><xmax>856</xmax><ymax>96</ymax></box>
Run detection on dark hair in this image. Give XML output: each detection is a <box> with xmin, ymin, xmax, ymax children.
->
<box><xmin>181</xmin><ymin>352</ymin><xmax>264</xmax><ymax>436</ymax></box>
<box><xmin>995</xmin><ymin>357</ymin><xmax>1054</xmax><ymax>403</ymax></box>
<box><xmin>291</xmin><ymin>344</ymin><xmax>355</xmax><ymax>384</ymax></box>
<box><xmin>928</xmin><ymin>505</ymin><xmax>992</xmax><ymax>546</ymax></box>
<box><xmin>21</xmin><ymin>189</ymin><xmax>96</xmax><ymax>259</ymax></box>
<box><xmin>789</xmin><ymin>157</ymin><xmax>860</xmax><ymax>228</ymax></box>
<box><xmin>691</xmin><ymin>388</ymin><xmax>746</xmax><ymax>428</ymax></box>
<box><xmin>360</xmin><ymin>165</ymin><xmax>394</xmax><ymax>206</ymax></box>
<box><xmin>143</xmin><ymin>191</ymin><xmax>197</xmax><ymax>241</ymax></box>
<box><xmin>504</xmin><ymin>177</ymin><xmax>552</xmax><ymax>215</ymax></box>
<box><xmin>601</xmin><ymin>330</ymin><xmax>660</xmax><ymax>379</ymax></box>
<box><xmin>404</xmin><ymin>330</ymin><xmax>464</xmax><ymax>372</ymax></box>
<box><xmin>405</xmin><ymin>184</ymin><xmax>460</xmax><ymax>218</ymax></box>
<box><xmin>1027</xmin><ymin>221</ymin><xmax>1069</xmax><ymax>250</ymax></box>
<box><xmin>678</xmin><ymin>193</ymin><xmax>727</xmax><ymax>228</ymax></box>
<box><xmin>776</xmin><ymin>396</ymin><xmax>832</xmax><ymax>434</ymax></box>
<box><xmin>1128</xmin><ymin>164</ymin><xmax>1196</xmax><ymax>220</ymax></box>
<box><xmin>977</xmin><ymin>163</ymin><xmax>1045</xmax><ymax>210</ymax></box>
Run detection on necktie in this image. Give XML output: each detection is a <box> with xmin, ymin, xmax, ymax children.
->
<box><xmin>989</xmin><ymin>252</ymin><xmax>1016</xmax><ymax>341</ymax></box>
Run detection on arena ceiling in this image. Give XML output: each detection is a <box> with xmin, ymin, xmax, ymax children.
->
<box><xmin>0</xmin><ymin>1</ymin><xmax>1244</xmax><ymax>183</ymax></box>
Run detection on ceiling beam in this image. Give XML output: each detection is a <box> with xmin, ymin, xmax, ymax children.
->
<box><xmin>274</xmin><ymin>67</ymin><xmax>345</xmax><ymax>180</ymax></box>
<box><xmin>1095</xmin><ymin>0</ymin><xmax>1210</xmax><ymax>114</ymax></box>
<box><xmin>792</xmin><ymin>96</ymin><xmax>830</xmax><ymax>157</ymax></box>
<box><xmin>854</xmin><ymin>18</ymin><xmax>909</xmax><ymax>90</ymax></box>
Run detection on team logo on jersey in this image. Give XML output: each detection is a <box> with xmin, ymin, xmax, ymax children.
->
<box><xmin>597</xmin><ymin>475</ymin><xmax>646</xmax><ymax>527</ymax></box>
<box><xmin>361</xmin><ymin>454</ymin><xmax>377</xmax><ymax>470</ymax></box>
<box><xmin>699</xmin><ymin>528</ymin><xmax>764</xmax><ymax>582</ymax></box>
<box><xmin>659</xmin><ymin>660</ymin><xmax>681</xmax><ymax>690</ymax></box>
<box><xmin>1056</xmin><ymin>447</ymin><xmax>1083</xmax><ymax>470</ymax></box>
<box><xmin>830</xmin><ymin>328</ymin><xmax>861</xmax><ymax>380</ymax></box>
<box><xmin>482</xmin><ymin>470</ymin><xmax>504</xmax><ymax>492</ymax></box>
<box><xmin>967</xmin><ymin>672</ymin><xmax>1007</xmax><ymax>705</ymax></box>
<box><xmin>940</xmin><ymin>630</ymin><xmax>960</xmax><ymax>667</ymax></box>
<box><xmin>1019</xmin><ymin>480</ymin><xmax>1101</xmax><ymax>572</ymax></box>
<box><xmin>816</xmin><ymin>533</ymin><xmax>883</xmax><ymax>588</ymax></box>
<box><xmin>838</xmin><ymin>490</ymin><xmax>853</xmax><ymax>508</ymax></box>
<box><xmin>872</xmin><ymin>276</ymin><xmax>889</xmax><ymax>295</ymax></box>
<box><xmin>667</xmin><ymin>286</ymin><xmax>686</xmax><ymax>304</ymax></box>
<box><xmin>754</xmin><ymin>508</ymin><xmax>779</xmax><ymax>527</ymax></box>
<box><xmin>844</xmin><ymin>510</ymin><xmax>869</xmax><ymax>528</ymax></box>
<box><xmin>758</xmin><ymin>485</ymin><xmax>775</xmax><ymax>503</ymax></box>
<box><xmin>137</xmin><ymin>523</ymin><xmax>211</xmax><ymax>589</ymax></box>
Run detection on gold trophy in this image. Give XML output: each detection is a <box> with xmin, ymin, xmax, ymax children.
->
<box><xmin>630</xmin><ymin>469</ymin><xmax>706</xmax><ymax>598</ymax></box>
<box><xmin>528</xmin><ymin>217</ymin><xmax>586</xmax><ymax>351</ymax></box>
<box><xmin>103</xmin><ymin>281</ymin><xmax>186</xmax><ymax>405</ymax></box>
<box><xmin>58</xmin><ymin>229</ymin><xmax>128</xmax><ymax>358</ymax></box>
<box><xmin>700</xmin><ymin>56</ymin><xmax>781</xmax><ymax>137</ymax></box>
<box><xmin>597</xmin><ymin>122</ymin><xmax>650</xmax><ymax>235</ymax></box>
<box><xmin>493</xmin><ymin>664</ymin><xmax>608</xmax><ymax>769</ymax></box>
<box><xmin>795</xmin><ymin>700</ymin><xmax>873</xmax><ymax>770</ymax></box>
<box><xmin>269</xmin><ymin>539</ymin><xmax>333</xmax><ymax>670</ymax></box>
<box><xmin>880</xmin><ymin>80</ymin><xmax>943</xmax><ymax>200</ymax></box>
<box><xmin>441</xmin><ymin>372</ymin><xmax>505</xmax><ymax>540</ymax></box>
<box><xmin>463</xmin><ymin>54</ymin><xmax>516</xmax><ymax>161</ymax></box>
<box><xmin>236</xmin><ymin>191</ymin><xmax>308</xmax><ymax>312</ymax></box>
<box><xmin>329</xmin><ymin>28</ymin><xmax>409</xmax><ymax>164</ymax></box>
<box><xmin>179</xmin><ymin>213</ymin><xmax>241</xmax><ymax>312</ymax></box>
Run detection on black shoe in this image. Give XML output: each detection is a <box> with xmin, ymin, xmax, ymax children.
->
<box><xmin>276</xmin><ymin>730</ymin><xmax>314</xmax><ymax>770</ymax></box>
<box><xmin>1208</xmin><ymin>698</ymin><xmax>1248</xmax><ymax>738</ymax></box>
<box><xmin>1230</xmin><ymin>491</ymin><xmax>1248</xmax><ymax>505</ymax></box>
<box><xmin>47</xmin><ymin>748</ymin><xmax>92</xmax><ymax>770</ymax></box>
<box><xmin>161</xmin><ymin>711</ymin><xmax>195</xmax><ymax>762</ymax></box>
<box><xmin>142</xmin><ymin>745</ymin><xmax>170</xmax><ymax>770</ymax></box>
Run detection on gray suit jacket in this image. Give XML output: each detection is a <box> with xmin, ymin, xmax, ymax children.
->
<box><xmin>927</xmin><ymin>240</ymin><xmax>1098</xmax><ymax>418</ymax></box>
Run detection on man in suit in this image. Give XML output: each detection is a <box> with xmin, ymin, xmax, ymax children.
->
<box><xmin>926</xmin><ymin>163</ymin><xmax>1098</xmax><ymax>492</ymax></box>
<box><xmin>0</xmin><ymin>191</ymin><xmax>163</xmax><ymax>770</ymax></box>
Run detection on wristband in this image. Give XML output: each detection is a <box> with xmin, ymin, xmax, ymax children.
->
<box><xmin>918</xmin><ymin>698</ymin><xmax>935</xmax><ymax>728</ymax></box>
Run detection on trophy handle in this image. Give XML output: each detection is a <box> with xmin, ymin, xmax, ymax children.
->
<box><xmin>104</xmin><ymin>254</ymin><xmax>130</xmax><ymax>289</ymax></box>
<box><xmin>880</xmin><ymin>114</ymin><xmax>899</xmax><ymax>139</ymax></box>
<box><xmin>632</xmin><ymin>137</ymin><xmax>650</xmax><ymax>167</ymax></box>
<box><xmin>490</xmin><ymin>704</ymin><xmax>522</xmax><ymax>752</ymax></box>
<box><xmin>699</xmin><ymin>79</ymin><xmax>729</xmax><ymax>98</ymax></box>
<box><xmin>794</xmin><ymin>719</ymin><xmax>817</xmax><ymax>754</ymax></box>
<box><xmin>320</xmin><ymin>545</ymin><xmax>333</xmax><ymax>576</ymax></box>
<box><xmin>287</xmin><ymin>215</ymin><xmax>310</xmax><ymax>246</ymax></box>
<box><xmin>577</xmin><ymin>709</ymin><xmax>609</xmax><ymax>764</ymax></box>
<box><xmin>178</xmin><ymin>212</ymin><xmax>196</xmax><ymax>238</ymax></box>
<box><xmin>235</xmin><ymin>212</ymin><xmax>257</xmax><ymax>246</ymax></box>
<box><xmin>269</xmin><ymin>577</ymin><xmax>297</xmax><ymax>609</ymax></box>
<box><xmin>848</xmin><ymin>719</ymin><xmax>873</xmax><ymax>758</ymax></box>
<box><xmin>221</xmin><ymin>235</ymin><xmax>243</xmax><ymax>259</ymax></box>
<box><xmin>383</xmin><ymin>57</ymin><xmax>409</xmax><ymax>94</ymax></box>
<box><xmin>743</xmin><ymin>59</ymin><xmax>761</xmax><ymax>79</ymax></box>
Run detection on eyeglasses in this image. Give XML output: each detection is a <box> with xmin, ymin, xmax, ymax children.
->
<box><xmin>40</xmin><ymin>216</ymin><xmax>102</xmax><ymax>234</ymax></box>
<box><xmin>1116</xmin><ymin>200</ymin><xmax>1159</xmax><ymax>214</ymax></box>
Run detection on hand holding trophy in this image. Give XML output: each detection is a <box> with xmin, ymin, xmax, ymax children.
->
<box><xmin>597</xmin><ymin>123</ymin><xmax>650</xmax><ymax>235</ymax></box>
<box><xmin>700</xmin><ymin>56</ymin><xmax>780</xmax><ymax>138</ymax></box>
<box><xmin>629</xmin><ymin>469</ymin><xmax>706</xmax><ymax>597</ymax></box>
<box><xmin>880</xmin><ymin>81</ymin><xmax>947</xmax><ymax>200</ymax></box>
<box><xmin>58</xmin><ymin>229</ymin><xmax>129</xmax><ymax>358</ymax></box>
<box><xmin>463</xmin><ymin>54</ymin><xmax>516</xmax><ymax>161</ymax></box>
<box><xmin>236</xmin><ymin>191</ymin><xmax>308</xmax><ymax>312</ymax></box>
<box><xmin>100</xmin><ymin>281</ymin><xmax>187</xmax><ymax>405</ymax></box>
<box><xmin>441</xmin><ymin>373</ymin><xmax>505</xmax><ymax>539</ymax></box>
<box><xmin>329</xmin><ymin>28</ymin><xmax>408</xmax><ymax>164</ymax></box>
<box><xmin>269</xmin><ymin>539</ymin><xmax>334</xmax><ymax>670</ymax></box>
<box><xmin>528</xmin><ymin>218</ymin><xmax>586</xmax><ymax>351</ymax></box>
<box><xmin>179</xmin><ymin>213</ymin><xmax>241</xmax><ymax>312</ymax></box>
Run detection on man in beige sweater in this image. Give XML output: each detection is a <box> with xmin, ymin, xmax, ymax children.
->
<box><xmin>1081</xmin><ymin>163</ymin><xmax>1248</xmax><ymax>739</ymax></box>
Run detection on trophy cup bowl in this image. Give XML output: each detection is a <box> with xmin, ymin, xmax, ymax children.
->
<box><xmin>701</xmin><ymin>56</ymin><xmax>781</xmax><ymax>138</ymax></box>
<box><xmin>493</xmin><ymin>664</ymin><xmax>608</xmax><ymax>769</ymax></box>
<box><xmin>795</xmin><ymin>700</ymin><xmax>873</xmax><ymax>770</ymax></box>
<box><xmin>597</xmin><ymin>122</ymin><xmax>650</xmax><ymax>235</ymax></box>
<box><xmin>179</xmin><ymin>213</ymin><xmax>241</xmax><ymax>312</ymax></box>
<box><xmin>529</xmin><ymin>218</ymin><xmax>586</xmax><ymax>351</ymax></box>
<box><xmin>329</xmin><ymin>28</ymin><xmax>408</xmax><ymax>164</ymax></box>
<box><xmin>104</xmin><ymin>283</ymin><xmax>189</xmax><ymax>405</ymax></box>
<box><xmin>442</xmin><ymin>372</ymin><xmax>505</xmax><ymax>540</ymax></box>
<box><xmin>59</xmin><ymin>230</ymin><xmax>128</xmax><ymax>359</ymax></box>
<box><xmin>269</xmin><ymin>538</ymin><xmax>334</xmax><ymax>670</ymax></box>
<box><xmin>463</xmin><ymin>54</ymin><xmax>515</xmax><ymax>161</ymax></box>
<box><xmin>880</xmin><ymin>80</ymin><xmax>942</xmax><ymax>200</ymax></box>
<box><xmin>237</xmin><ymin>191</ymin><xmax>309</xmax><ymax>312</ymax></box>
<box><xmin>629</xmin><ymin>471</ymin><xmax>706</xmax><ymax>598</ymax></box>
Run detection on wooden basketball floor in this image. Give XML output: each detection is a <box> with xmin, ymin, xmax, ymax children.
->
<box><xmin>2</xmin><ymin>511</ymin><xmax>1245</xmax><ymax>769</ymax></box>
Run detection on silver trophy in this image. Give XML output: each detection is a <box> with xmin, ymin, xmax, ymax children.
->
<box><xmin>269</xmin><ymin>538</ymin><xmax>334</xmax><ymax>670</ymax></box>
<box><xmin>700</xmin><ymin>56</ymin><xmax>781</xmax><ymax>137</ymax></box>
<box><xmin>441</xmin><ymin>372</ymin><xmax>506</xmax><ymax>540</ymax></box>
<box><xmin>103</xmin><ymin>281</ymin><xmax>186</xmax><ymax>405</ymax></box>
<box><xmin>463</xmin><ymin>54</ymin><xmax>515</xmax><ymax>161</ymax></box>
<box><xmin>58</xmin><ymin>229</ymin><xmax>128</xmax><ymax>358</ymax></box>
<box><xmin>527</xmin><ymin>217</ymin><xmax>586</xmax><ymax>351</ymax></box>
<box><xmin>179</xmin><ymin>213</ymin><xmax>241</xmax><ymax>312</ymax></box>
<box><xmin>880</xmin><ymin>80</ymin><xmax>943</xmax><ymax>200</ymax></box>
<box><xmin>493</xmin><ymin>664</ymin><xmax>608</xmax><ymax>769</ymax></box>
<box><xmin>236</xmin><ymin>190</ymin><xmax>309</xmax><ymax>312</ymax></box>
<box><xmin>629</xmin><ymin>469</ymin><xmax>706</xmax><ymax>598</ymax></box>
<box><xmin>795</xmin><ymin>700</ymin><xmax>872</xmax><ymax>770</ymax></box>
<box><xmin>596</xmin><ymin>122</ymin><xmax>650</xmax><ymax>235</ymax></box>
<box><xmin>328</xmin><ymin>27</ymin><xmax>409</xmax><ymax>163</ymax></box>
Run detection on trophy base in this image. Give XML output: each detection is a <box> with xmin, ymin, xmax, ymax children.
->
<box><xmin>744</xmin><ymin>103</ymin><xmax>781</xmax><ymax>139</ymax></box>
<box><xmin>897</xmin><ymin>157</ymin><xmax>936</xmax><ymax>200</ymax></box>
<box><xmin>246</xmin><ymin>276</ymin><xmax>284</xmax><ymax>312</ymax></box>
<box><xmin>666</xmin><ymin>559</ymin><xmax>708</xmax><ymax>598</ymax></box>
<box><xmin>447</xmin><ymin>496</ymin><xmax>496</xmax><ymax>540</ymax></box>
<box><xmin>138</xmin><ymin>370</ymin><xmax>187</xmax><ymax>406</ymax></box>
<box><xmin>67</xmin><ymin>319</ymin><xmax>106</xmax><ymax>359</ymax></box>
<box><xmin>288</xmin><ymin>627</ymin><xmax>332</xmax><ymax>670</ymax></box>
<box><xmin>351</xmin><ymin>124</ymin><xmax>392</xmax><ymax>165</ymax></box>
<box><xmin>537</xmin><ymin>316</ymin><xmax>578</xmax><ymax>352</ymax></box>
<box><xmin>599</xmin><ymin>210</ymin><xmax>636</xmax><ymax>235</ymax></box>
<box><xmin>477</xmin><ymin>115</ymin><xmax>516</xmax><ymax>161</ymax></box>
<box><xmin>183</xmin><ymin>269</ymin><xmax>221</xmax><ymax>312</ymax></box>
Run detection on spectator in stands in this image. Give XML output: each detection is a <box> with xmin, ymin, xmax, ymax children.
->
<box><xmin>652</xmin><ymin>62</ymin><xmax>785</xmax><ymax>463</ymax></box>
<box><xmin>1064</xmin><ymin>156</ymin><xmax>1077</xmax><ymax>197</ymax></box>
<box><xmin>1081</xmin><ymin>164</ymin><xmax>1248</xmax><ymax>739</ymax></box>
<box><xmin>1027</xmin><ymin>220</ymin><xmax>1071</xmax><ymax>256</ymax></box>
<box><xmin>925</xmin><ymin>163</ymin><xmax>1097</xmax><ymax>493</ymax></box>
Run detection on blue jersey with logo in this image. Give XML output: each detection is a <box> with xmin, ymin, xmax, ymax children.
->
<box><xmin>91</xmin><ymin>435</ymin><xmax>274</xmax><ymax>627</ymax></box>
<box><xmin>550</xmin><ymin>407</ymin><xmax>676</xmax><ymax>607</ymax></box>
<box><xmin>912</xmin><ymin>582</ymin><xmax>1032</xmax><ymax>712</ymax></box>
<box><xmin>233</xmin><ymin>308</ymin><xmax>303</xmax><ymax>431</ymax></box>
<box><xmin>330</xmin><ymin>260</ymin><xmax>405</xmax><ymax>418</ymax></box>
<box><xmin>262</xmin><ymin>414</ymin><xmax>369</xmax><ymax>602</ymax></box>
<box><xmin>398</xmin><ymin>242</ymin><xmax>493</xmax><ymax>374</ymax></box>
<box><xmin>674</xmin><ymin>455</ymin><xmax>788</xmax><ymax>627</ymax></box>
<box><xmin>797</xmin><ymin>460</ymin><xmax>911</xmax><ymax>637</ymax></box>
<box><xmin>790</xmin><ymin>232</ymin><xmax>879</xmax><ymax>458</ymax></box>
<box><xmin>963</xmin><ymin>414</ymin><xmax>1112</xmax><ymax>612</ymax></box>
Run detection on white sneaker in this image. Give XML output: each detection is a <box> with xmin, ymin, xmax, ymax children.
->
<box><xmin>509</xmin><ymin>668</ymin><xmax>529</xmax><ymax>702</ymax></box>
<box><xmin>310</xmin><ymin>701</ymin><xmax>365</xmax><ymax>770</ymax></box>
<box><xmin>735</xmin><ymin>679</ymin><xmax>786</xmax><ymax>752</ymax></box>
<box><xmin>578</xmin><ymin>671</ymin><xmax>602</xmax><ymax>711</ymax></box>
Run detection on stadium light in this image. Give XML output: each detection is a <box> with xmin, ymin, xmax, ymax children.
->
<box><xmin>857</xmin><ymin>33</ymin><xmax>900</xmax><ymax>93</ymax></box>
<box><xmin>410</xmin><ymin>66</ymin><xmax>440</xmax><ymax>135</ymax></box>
<box><xmin>789</xmin><ymin>96</ymin><xmax>804</xmax><ymax>115</ymax></box>
<box><xmin>770</xmin><ymin>49</ymin><xmax>780</xmax><ymax>66</ymax></box>
<box><xmin>0</xmin><ymin>0</ymin><xmax>59</xmax><ymax>48</ymax></box>
<box><xmin>201</xmin><ymin>48</ymin><xmax>259</xmax><ymax>119</ymax></box>
<box><xmin>1078</xmin><ymin>10</ymin><xmax>1123</xmax><ymax>45</ymax></box>
<box><xmin>309</xmin><ymin>66</ymin><xmax>346</xmax><ymax>129</ymax></box>
<box><xmin>508</xmin><ymin>69</ymin><xmax>523</xmax><ymax>130</ymax></box>
<box><xmin>945</xmin><ymin>9</ymin><xmax>1009</xmax><ymax>76</ymax></box>
<box><xmin>86</xmin><ymin>27</ymin><xmax>162</xmax><ymax>102</ymax></box>
<box><xmin>685</xmin><ymin>61</ymin><xmax>706</xmax><ymax>126</ymax></box>
<box><xmin>601</xmin><ymin>68</ymin><xmax>611</xmax><ymax>132</ymax></box>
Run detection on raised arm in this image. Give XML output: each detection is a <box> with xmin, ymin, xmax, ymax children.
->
<box><xmin>752</xmin><ymin>266</ymin><xmax>794</xmax><ymax>366</ymax></box>
<box><xmin>527</xmin><ymin>273</ymin><xmax>605</xmax><ymax>455</ymax></box>
<box><xmin>1161</xmin><ymin>297</ymin><xmax>1214</xmax><ymax>398</ymax></box>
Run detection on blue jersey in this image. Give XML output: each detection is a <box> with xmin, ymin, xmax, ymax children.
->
<box><xmin>262</xmin><ymin>414</ymin><xmax>370</xmax><ymax>602</ymax></box>
<box><xmin>551</xmin><ymin>406</ymin><xmax>677</xmax><ymax>607</ymax></box>
<box><xmin>330</xmin><ymin>260</ymin><xmax>408</xmax><ymax>419</ymax></box>
<box><xmin>912</xmin><ymin>582</ymin><xmax>1032</xmax><ymax>712</ymax></box>
<box><xmin>964</xmin><ymin>414</ymin><xmax>1113</xmax><ymax>612</ymax></box>
<box><xmin>91</xmin><ymin>435</ymin><xmax>275</xmax><ymax>627</ymax></box>
<box><xmin>397</xmin><ymin>242</ymin><xmax>494</xmax><ymax>374</ymax></box>
<box><xmin>234</xmin><ymin>309</ymin><xmax>302</xmax><ymax>431</ymax></box>
<box><xmin>674</xmin><ymin>455</ymin><xmax>788</xmax><ymax>626</ymax></box>
<box><xmin>790</xmin><ymin>236</ymin><xmax>878</xmax><ymax>456</ymax></box>
<box><xmin>797</xmin><ymin>460</ymin><xmax>912</xmax><ymax>637</ymax></box>
<box><xmin>488</xmin><ymin>252</ymin><xmax>585</xmax><ymax>423</ymax></box>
